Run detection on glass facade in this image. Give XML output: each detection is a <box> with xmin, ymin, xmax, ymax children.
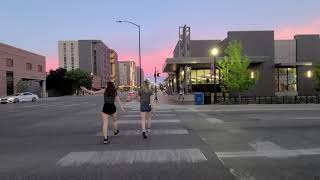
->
<box><xmin>191</xmin><ymin>69</ymin><xmax>220</xmax><ymax>84</ymax></box>
<box><xmin>275</xmin><ymin>68</ymin><xmax>297</xmax><ymax>92</ymax></box>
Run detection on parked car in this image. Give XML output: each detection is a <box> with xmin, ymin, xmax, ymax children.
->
<box><xmin>0</xmin><ymin>92</ymin><xmax>39</xmax><ymax>104</ymax></box>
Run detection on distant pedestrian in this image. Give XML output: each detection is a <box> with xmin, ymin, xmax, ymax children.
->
<box><xmin>137</xmin><ymin>80</ymin><xmax>157</xmax><ymax>139</ymax></box>
<box><xmin>81</xmin><ymin>82</ymin><xmax>125</xmax><ymax>144</ymax></box>
<box><xmin>178</xmin><ymin>85</ymin><xmax>184</xmax><ymax>101</ymax></box>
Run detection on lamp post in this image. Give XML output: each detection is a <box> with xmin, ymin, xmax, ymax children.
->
<box><xmin>116</xmin><ymin>20</ymin><xmax>142</xmax><ymax>87</ymax></box>
<box><xmin>154</xmin><ymin>66</ymin><xmax>158</xmax><ymax>101</ymax></box>
<box><xmin>211</xmin><ymin>48</ymin><xmax>219</xmax><ymax>103</ymax></box>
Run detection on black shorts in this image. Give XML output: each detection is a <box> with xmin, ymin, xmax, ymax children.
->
<box><xmin>102</xmin><ymin>103</ymin><xmax>116</xmax><ymax>115</ymax></box>
<box><xmin>140</xmin><ymin>101</ymin><xmax>152</xmax><ymax>112</ymax></box>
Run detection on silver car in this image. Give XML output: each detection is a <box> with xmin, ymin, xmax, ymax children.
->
<box><xmin>0</xmin><ymin>92</ymin><xmax>39</xmax><ymax>104</ymax></box>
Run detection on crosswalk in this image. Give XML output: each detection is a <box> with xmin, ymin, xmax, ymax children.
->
<box><xmin>57</xmin><ymin>101</ymin><xmax>208</xmax><ymax>166</ymax></box>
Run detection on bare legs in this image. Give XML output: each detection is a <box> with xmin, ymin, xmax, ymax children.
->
<box><xmin>112</xmin><ymin>112</ymin><xmax>118</xmax><ymax>131</ymax></box>
<box><xmin>140</xmin><ymin>112</ymin><xmax>146</xmax><ymax>131</ymax></box>
<box><xmin>146</xmin><ymin>112</ymin><xmax>152</xmax><ymax>129</ymax></box>
<box><xmin>101</xmin><ymin>112</ymin><xmax>118</xmax><ymax>139</ymax></box>
<box><xmin>101</xmin><ymin>112</ymin><xmax>109</xmax><ymax>139</ymax></box>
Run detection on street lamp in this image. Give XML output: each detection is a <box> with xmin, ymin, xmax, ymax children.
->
<box><xmin>116</xmin><ymin>20</ymin><xmax>142</xmax><ymax>87</ymax></box>
<box><xmin>211</xmin><ymin>47</ymin><xmax>219</xmax><ymax>103</ymax></box>
<box><xmin>211</xmin><ymin>48</ymin><xmax>219</xmax><ymax>57</ymax></box>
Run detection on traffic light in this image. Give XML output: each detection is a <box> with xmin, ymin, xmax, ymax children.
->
<box><xmin>154</xmin><ymin>72</ymin><xmax>160</xmax><ymax>77</ymax></box>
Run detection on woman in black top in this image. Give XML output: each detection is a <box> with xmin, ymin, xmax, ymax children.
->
<box><xmin>82</xmin><ymin>82</ymin><xmax>124</xmax><ymax>144</ymax></box>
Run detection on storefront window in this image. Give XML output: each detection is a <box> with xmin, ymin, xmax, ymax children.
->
<box><xmin>288</xmin><ymin>68</ymin><xmax>297</xmax><ymax>91</ymax></box>
<box><xmin>204</xmin><ymin>70</ymin><xmax>212</xmax><ymax>84</ymax></box>
<box><xmin>275</xmin><ymin>68</ymin><xmax>297</xmax><ymax>92</ymax></box>
<box><xmin>191</xmin><ymin>70</ymin><xmax>197</xmax><ymax>84</ymax></box>
<box><xmin>197</xmin><ymin>69</ymin><xmax>205</xmax><ymax>84</ymax></box>
<box><xmin>190</xmin><ymin>69</ymin><xmax>220</xmax><ymax>84</ymax></box>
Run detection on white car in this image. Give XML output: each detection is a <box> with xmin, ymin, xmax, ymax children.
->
<box><xmin>0</xmin><ymin>92</ymin><xmax>39</xmax><ymax>104</ymax></box>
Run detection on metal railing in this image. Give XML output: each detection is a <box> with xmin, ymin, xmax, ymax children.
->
<box><xmin>211</xmin><ymin>95</ymin><xmax>320</xmax><ymax>104</ymax></box>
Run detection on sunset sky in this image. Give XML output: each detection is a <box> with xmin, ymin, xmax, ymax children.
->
<box><xmin>0</xmin><ymin>0</ymin><xmax>319</xmax><ymax>78</ymax></box>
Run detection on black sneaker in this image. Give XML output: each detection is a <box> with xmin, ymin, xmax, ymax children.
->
<box><xmin>114</xmin><ymin>130</ymin><xmax>119</xmax><ymax>136</ymax></box>
<box><xmin>103</xmin><ymin>137</ymin><xmax>110</xmax><ymax>144</ymax></box>
<box><xmin>142</xmin><ymin>131</ymin><xmax>147</xmax><ymax>139</ymax></box>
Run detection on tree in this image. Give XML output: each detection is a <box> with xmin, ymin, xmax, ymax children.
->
<box><xmin>46</xmin><ymin>68</ymin><xmax>73</xmax><ymax>96</ymax></box>
<box><xmin>217</xmin><ymin>41</ymin><xmax>256</xmax><ymax>95</ymax></box>
<box><xmin>315</xmin><ymin>64</ymin><xmax>320</xmax><ymax>91</ymax></box>
<box><xmin>65</xmin><ymin>69</ymin><xmax>92</xmax><ymax>94</ymax></box>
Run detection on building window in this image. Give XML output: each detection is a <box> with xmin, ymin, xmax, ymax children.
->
<box><xmin>275</xmin><ymin>67</ymin><xmax>297</xmax><ymax>92</ymax></box>
<box><xmin>93</xmin><ymin>50</ymin><xmax>97</xmax><ymax>74</ymax></box>
<box><xmin>63</xmin><ymin>43</ymin><xmax>66</xmax><ymax>52</ymax></box>
<box><xmin>191</xmin><ymin>69</ymin><xmax>220</xmax><ymax>84</ymax></box>
<box><xmin>26</xmin><ymin>63</ymin><xmax>32</xmax><ymax>70</ymax></box>
<box><xmin>6</xmin><ymin>59</ymin><xmax>13</xmax><ymax>67</ymax></box>
<box><xmin>38</xmin><ymin>65</ymin><xmax>43</xmax><ymax>72</ymax></box>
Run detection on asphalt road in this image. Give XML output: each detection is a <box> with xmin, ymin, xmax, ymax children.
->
<box><xmin>1</xmin><ymin>94</ymin><xmax>320</xmax><ymax>180</ymax></box>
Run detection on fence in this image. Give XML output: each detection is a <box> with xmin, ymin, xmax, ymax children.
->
<box><xmin>212</xmin><ymin>95</ymin><xmax>320</xmax><ymax>104</ymax></box>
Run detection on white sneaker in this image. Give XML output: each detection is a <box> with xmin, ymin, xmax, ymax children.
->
<box><xmin>147</xmin><ymin>128</ymin><xmax>151</xmax><ymax>133</ymax></box>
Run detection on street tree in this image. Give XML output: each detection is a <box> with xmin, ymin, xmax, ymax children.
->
<box><xmin>217</xmin><ymin>41</ymin><xmax>256</xmax><ymax>95</ymax></box>
<box><xmin>46</xmin><ymin>68</ymin><xmax>73</xmax><ymax>96</ymax></box>
<box><xmin>65</xmin><ymin>69</ymin><xmax>92</xmax><ymax>94</ymax></box>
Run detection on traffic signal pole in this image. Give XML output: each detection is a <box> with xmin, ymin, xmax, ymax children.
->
<box><xmin>154</xmin><ymin>66</ymin><xmax>158</xmax><ymax>101</ymax></box>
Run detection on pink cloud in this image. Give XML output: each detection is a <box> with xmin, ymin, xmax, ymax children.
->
<box><xmin>275</xmin><ymin>19</ymin><xmax>320</xmax><ymax>39</ymax></box>
<box><xmin>45</xmin><ymin>47</ymin><xmax>174</xmax><ymax>77</ymax></box>
<box><xmin>118</xmin><ymin>47</ymin><xmax>173</xmax><ymax>77</ymax></box>
<box><xmin>46</xmin><ymin>56</ymin><xmax>59</xmax><ymax>72</ymax></box>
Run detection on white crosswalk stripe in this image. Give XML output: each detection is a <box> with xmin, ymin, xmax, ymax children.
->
<box><xmin>122</xmin><ymin>114</ymin><xmax>176</xmax><ymax>118</ymax></box>
<box><xmin>95</xmin><ymin>129</ymin><xmax>189</xmax><ymax>136</ymax></box>
<box><xmin>57</xmin><ymin>148</ymin><xmax>207</xmax><ymax>166</ymax></box>
<box><xmin>117</xmin><ymin>119</ymin><xmax>180</xmax><ymax>124</ymax></box>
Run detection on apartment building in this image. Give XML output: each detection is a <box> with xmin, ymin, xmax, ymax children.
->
<box><xmin>58</xmin><ymin>40</ymin><xmax>119</xmax><ymax>89</ymax></box>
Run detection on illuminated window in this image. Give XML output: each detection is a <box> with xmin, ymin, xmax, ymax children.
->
<box><xmin>275</xmin><ymin>68</ymin><xmax>297</xmax><ymax>92</ymax></box>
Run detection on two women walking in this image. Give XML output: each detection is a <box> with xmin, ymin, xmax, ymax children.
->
<box><xmin>82</xmin><ymin>80</ymin><xmax>156</xmax><ymax>144</ymax></box>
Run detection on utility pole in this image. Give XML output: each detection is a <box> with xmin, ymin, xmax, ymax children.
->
<box><xmin>154</xmin><ymin>66</ymin><xmax>159</xmax><ymax>101</ymax></box>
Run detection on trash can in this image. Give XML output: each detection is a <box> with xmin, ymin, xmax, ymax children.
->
<box><xmin>204</xmin><ymin>92</ymin><xmax>211</xmax><ymax>104</ymax></box>
<box><xmin>194</xmin><ymin>92</ymin><xmax>204</xmax><ymax>105</ymax></box>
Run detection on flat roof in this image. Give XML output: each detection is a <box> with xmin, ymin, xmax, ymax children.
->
<box><xmin>163</xmin><ymin>56</ymin><xmax>270</xmax><ymax>72</ymax></box>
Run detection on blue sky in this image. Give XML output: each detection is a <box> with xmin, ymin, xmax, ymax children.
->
<box><xmin>0</xmin><ymin>0</ymin><xmax>319</xmax><ymax>76</ymax></box>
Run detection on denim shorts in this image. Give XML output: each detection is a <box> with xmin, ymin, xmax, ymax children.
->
<box><xmin>140</xmin><ymin>101</ymin><xmax>151</xmax><ymax>112</ymax></box>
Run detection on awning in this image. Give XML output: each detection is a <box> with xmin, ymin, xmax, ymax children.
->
<box><xmin>274</xmin><ymin>62</ymin><xmax>312</xmax><ymax>67</ymax></box>
<box><xmin>163</xmin><ymin>56</ymin><xmax>270</xmax><ymax>72</ymax></box>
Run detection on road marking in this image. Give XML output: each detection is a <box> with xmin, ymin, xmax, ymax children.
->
<box><xmin>57</xmin><ymin>148</ymin><xmax>207</xmax><ymax>166</ymax></box>
<box><xmin>95</xmin><ymin>129</ymin><xmax>189</xmax><ymax>136</ymax></box>
<box><xmin>122</xmin><ymin>114</ymin><xmax>176</xmax><ymax>118</ymax></box>
<box><xmin>197</xmin><ymin>113</ymin><xmax>224</xmax><ymax>124</ymax></box>
<box><xmin>290</xmin><ymin>117</ymin><xmax>320</xmax><ymax>120</ymax></box>
<box><xmin>216</xmin><ymin>148</ymin><xmax>320</xmax><ymax>158</ymax></box>
<box><xmin>127</xmin><ymin>109</ymin><xmax>173</xmax><ymax>113</ymax></box>
<box><xmin>62</xmin><ymin>104</ymin><xmax>81</xmax><ymax>108</ymax></box>
<box><xmin>117</xmin><ymin>119</ymin><xmax>180</xmax><ymax>124</ymax></box>
<box><xmin>206</xmin><ymin>118</ymin><xmax>224</xmax><ymax>124</ymax></box>
<box><xmin>249</xmin><ymin>141</ymin><xmax>283</xmax><ymax>151</ymax></box>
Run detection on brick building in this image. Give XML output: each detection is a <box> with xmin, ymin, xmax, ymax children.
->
<box><xmin>0</xmin><ymin>43</ymin><xmax>46</xmax><ymax>97</ymax></box>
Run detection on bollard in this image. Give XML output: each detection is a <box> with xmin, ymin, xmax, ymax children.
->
<box><xmin>282</xmin><ymin>96</ymin><xmax>285</xmax><ymax>104</ymax></box>
<box><xmin>294</xmin><ymin>96</ymin><xmax>297</xmax><ymax>104</ymax></box>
